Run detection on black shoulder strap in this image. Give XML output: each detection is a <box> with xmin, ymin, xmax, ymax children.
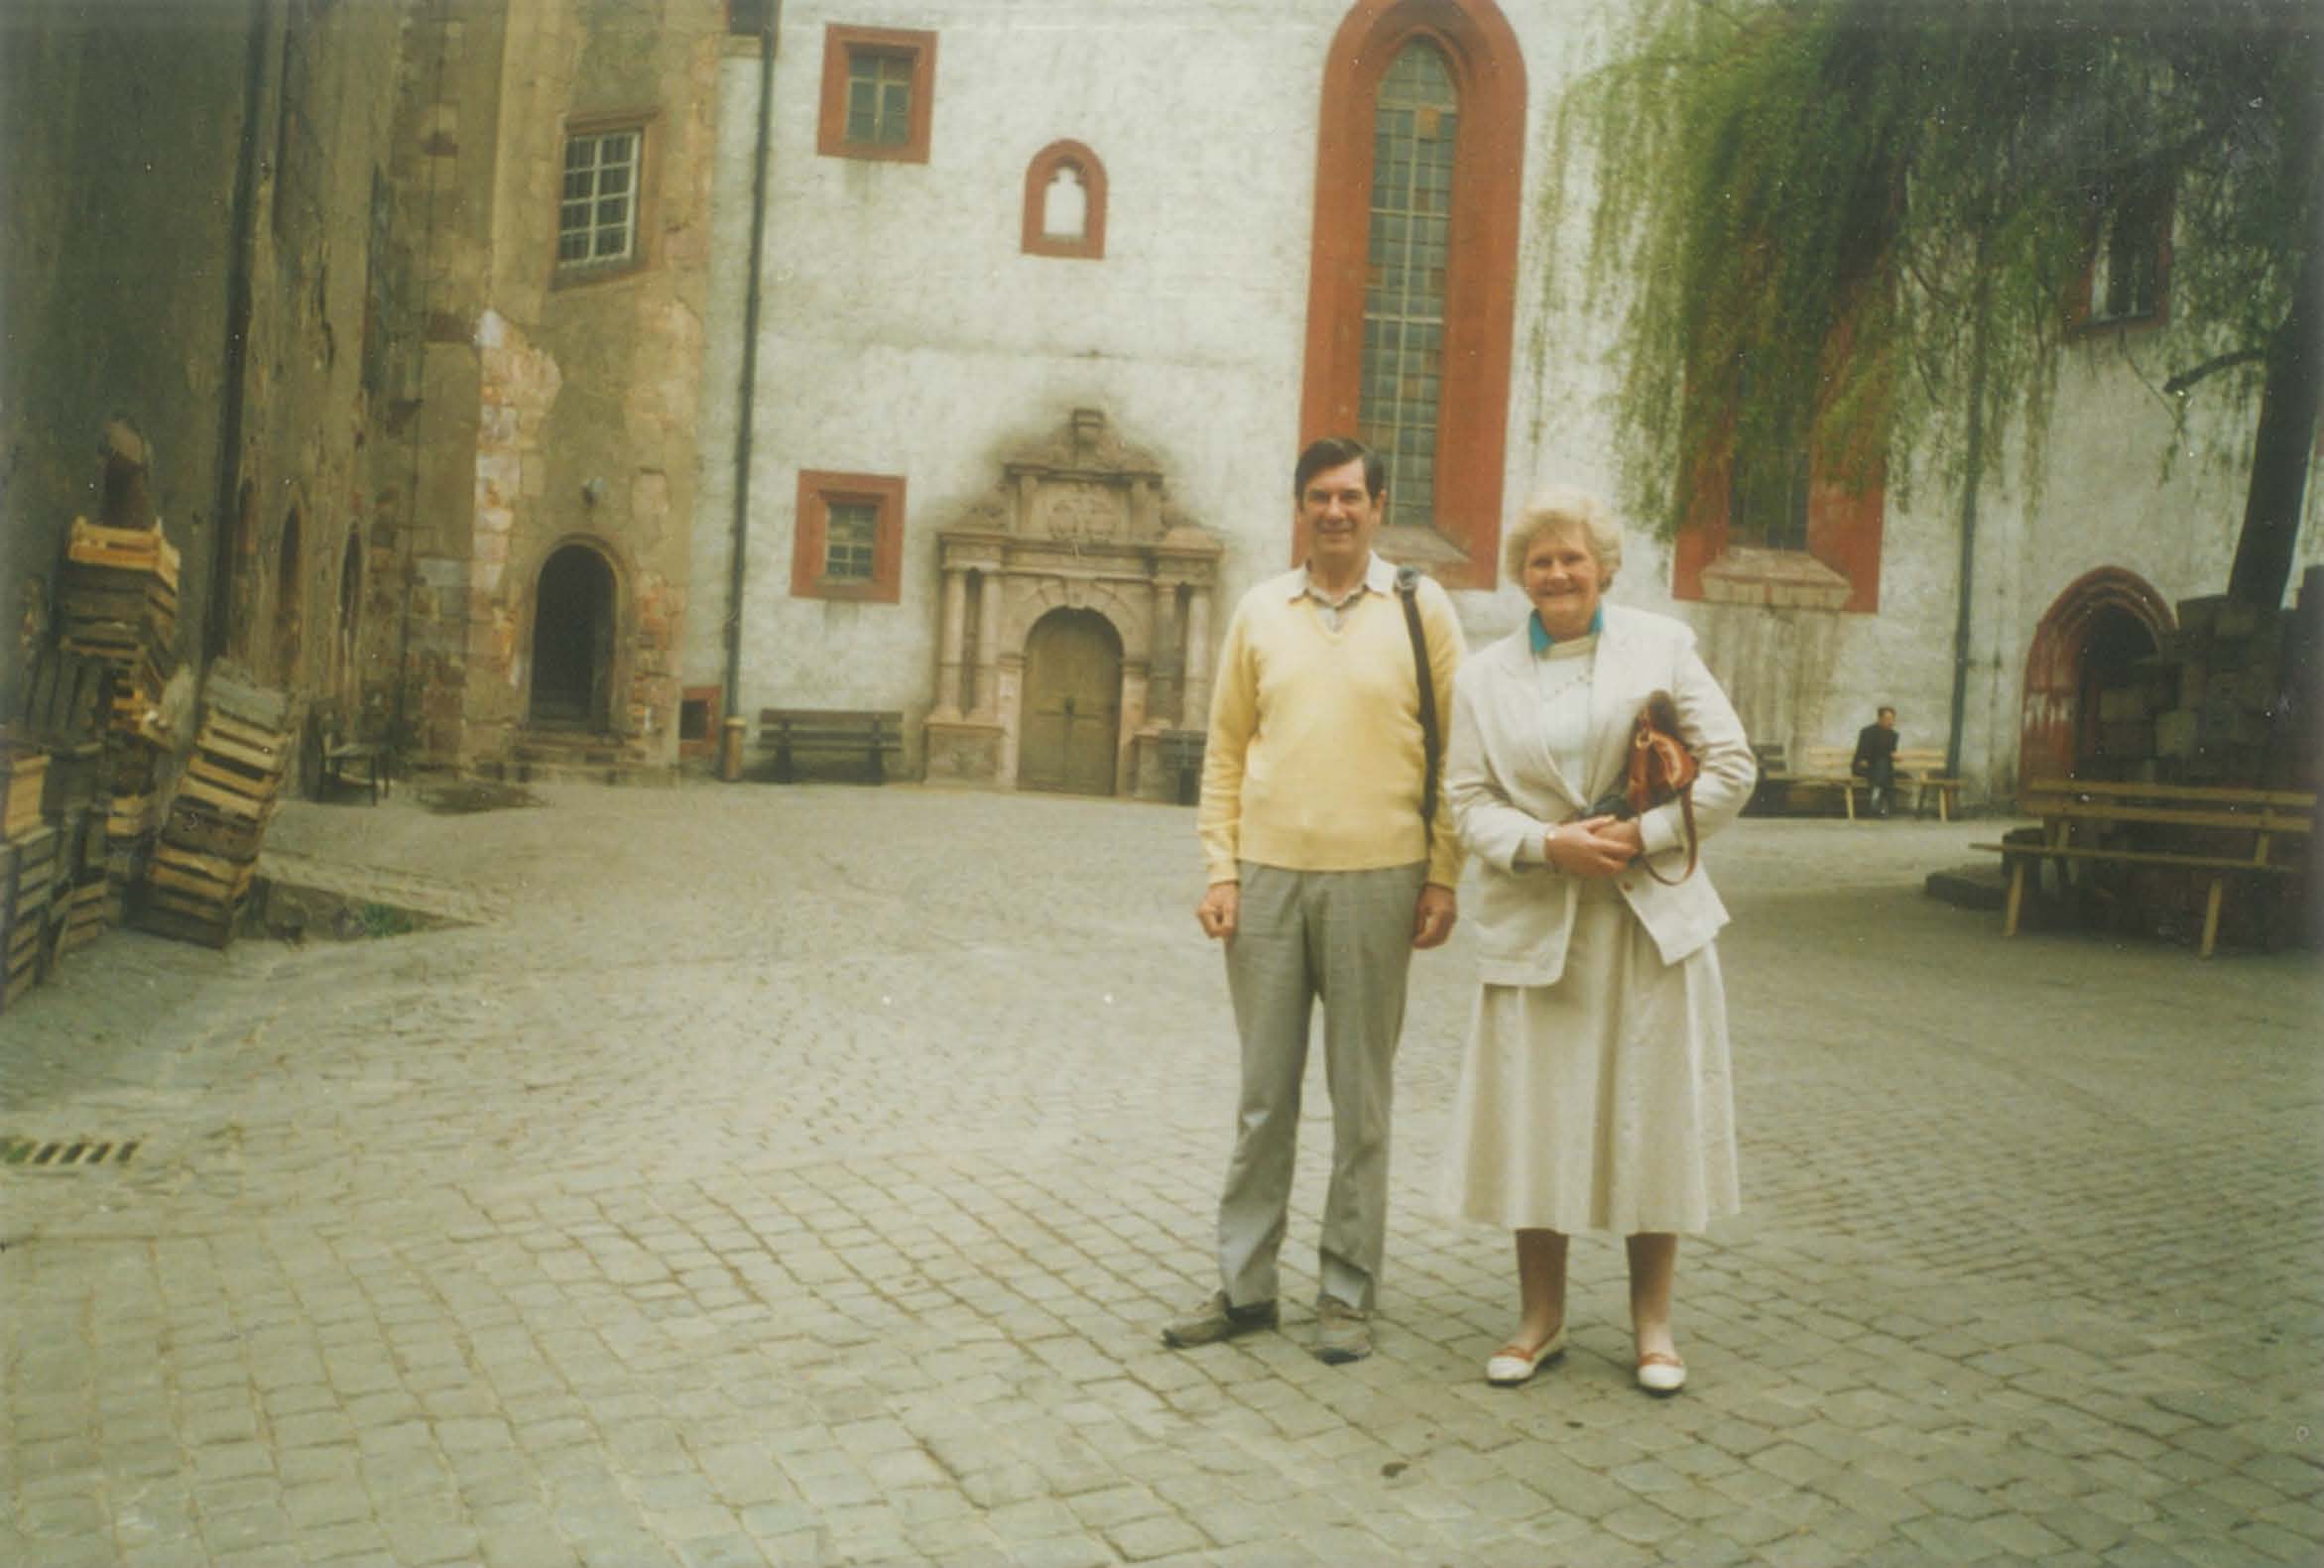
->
<box><xmin>1396</xmin><ymin>567</ymin><xmax>1440</xmax><ymax>833</ymax></box>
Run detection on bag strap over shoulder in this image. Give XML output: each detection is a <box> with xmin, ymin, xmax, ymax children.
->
<box><xmin>1396</xmin><ymin>566</ymin><xmax>1440</xmax><ymax>835</ymax></box>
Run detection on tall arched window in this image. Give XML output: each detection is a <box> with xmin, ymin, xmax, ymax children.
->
<box><xmin>1364</xmin><ymin>44</ymin><xmax>1458</xmax><ymax>535</ymax></box>
<box><xmin>273</xmin><ymin>509</ymin><xmax>304</xmax><ymax>684</ymax></box>
<box><xmin>1300</xmin><ymin>0</ymin><xmax>1525</xmax><ymax>589</ymax></box>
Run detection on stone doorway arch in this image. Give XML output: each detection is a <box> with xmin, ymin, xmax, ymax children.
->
<box><xmin>923</xmin><ymin>410</ymin><xmax>1223</xmax><ymax>797</ymax></box>
<box><xmin>1019</xmin><ymin>608</ymin><xmax>1123</xmax><ymax>794</ymax></box>
<box><xmin>2019</xmin><ymin>566</ymin><xmax>2174</xmax><ymax>790</ymax></box>
<box><xmin>530</xmin><ymin>543</ymin><xmax>618</xmax><ymax>730</ymax></box>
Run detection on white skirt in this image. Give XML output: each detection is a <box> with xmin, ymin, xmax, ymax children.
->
<box><xmin>1439</xmin><ymin>880</ymin><xmax>1740</xmax><ymax>1235</ymax></box>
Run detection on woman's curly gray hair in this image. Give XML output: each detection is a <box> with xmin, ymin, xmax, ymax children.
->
<box><xmin>1503</xmin><ymin>489</ymin><xmax>1623</xmax><ymax>587</ymax></box>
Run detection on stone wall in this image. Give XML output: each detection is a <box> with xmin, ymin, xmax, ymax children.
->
<box><xmin>1</xmin><ymin>0</ymin><xmax>408</xmax><ymax>781</ymax></box>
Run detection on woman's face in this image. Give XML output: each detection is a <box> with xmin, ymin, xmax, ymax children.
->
<box><xmin>1522</xmin><ymin>525</ymin><xmax>1605</xmax><ymax>640</ymax></box>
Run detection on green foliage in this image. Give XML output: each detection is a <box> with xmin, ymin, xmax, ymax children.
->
<box><xmin>1547</xmin><ymin>0</ymin><xmax>2320</xmax><ymax>538</ymax></box>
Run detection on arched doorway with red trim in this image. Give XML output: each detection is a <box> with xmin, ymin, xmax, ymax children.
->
<box><xmin>2018</xmin><ymin>567</ymin><xmax>2175</xmax><ymax>790</ymax></box>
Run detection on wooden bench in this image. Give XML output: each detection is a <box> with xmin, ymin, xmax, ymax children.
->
<box><xmin>1743</xmin><ymin>743</ymin><xmax>1792</xmax><ymax>816</ymax></box>
<box><xmin>1800</xmin><ymin>744</ymin><xmax>1964</xmax><ymax>821</ymax></box>
<box><xmin>758</xmin><ymin>708</ymin><xmax>904</xmax><ymax>784</ymax></box>
<box><xmin>307</xmin><ymin>700</ymin><xmax>390</xmax><ymax>804</ymax></box>
<box><xmin>1155</xmin><ymin>728</ymin><xmax>1205</xmax><ymax>805</ymax></box>
<box><xmin>1972</xmin><ymin>779</ymin><xmax>2315</xmax><ymax>958</ymax></box>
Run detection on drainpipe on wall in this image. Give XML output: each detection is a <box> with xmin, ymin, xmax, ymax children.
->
<box><xmin>1945</xmin><ymin>253</ymin><xmax>1995</xmax><ymax>795</ymax></box>
<box><xmin>203</xmin><ymin>0</ymin><xmax>270</xmax><ymax>670</ymax></box>
<box><xmin>720</xmin><ymin>0</ymin><xmax>781</xmax><ymax>782</ymax></box>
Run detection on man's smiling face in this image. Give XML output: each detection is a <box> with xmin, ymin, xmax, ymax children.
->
<box><xmin>1299</xmin><ymin>457</ymin><xmax>1385</xmax><ymax>577</ymax></box>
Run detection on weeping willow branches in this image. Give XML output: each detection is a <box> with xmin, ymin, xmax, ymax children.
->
<box><xmin>1550</xmin><ymin>0</ymin><xmax>2320</xmax><ymax>552</ymax></box>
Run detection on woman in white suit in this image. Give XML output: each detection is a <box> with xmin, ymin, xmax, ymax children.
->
<box><xmin>1439</xmin><ymin>490</ymin><xmax>1755</xmax><ymax>1394</ymax></box>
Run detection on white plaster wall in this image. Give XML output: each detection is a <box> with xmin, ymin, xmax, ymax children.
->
<box><xmin>690</xmin><ymin>0</ymin><xmax>1641</xmax><ymax>734</ymax></box>
<box><xmin>686</xmin><ymin>0</ymin><xmax>2320</xmax><ymax>796</ymax></box>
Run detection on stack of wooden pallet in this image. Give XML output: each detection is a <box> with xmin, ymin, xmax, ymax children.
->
<box><xmin>10</xmin><ymin>651</ymin><xmax>116</xmax><ymax>966</ymax></box>
<box><xmin>1</xmin><ymin>822</ymin><xmax>58</xmax><ymax>1013</ymax></box>
<box><xmin>52</xmin><ymin>809</ymin><xmax>110</xmax><ymax>962</ymax></box>
<box><xmin>57</xmin><ymin>518</ymin><xmax>179</xmax><ymax>737</ymax></box>
<box><xmin>1</xmin><ymin>744</ymin><xmax>48</xmax><ymax>840</ymax></box>
<box><xmin>140</xmin><ymin>670</ymin><xmax>294</xmax><ymax>949</ymax></box>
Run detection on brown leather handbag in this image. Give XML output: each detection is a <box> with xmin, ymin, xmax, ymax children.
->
<box><xmin>1625</xmin><ymin>690</ymin><xmax>1699</xmax><ymax>885</ymax></box>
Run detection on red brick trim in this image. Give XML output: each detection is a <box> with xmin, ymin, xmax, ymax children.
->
<box><xmin>1297</xmin><ymin>0</ymin><xmax>1527</xmax><ymax>590</ymax></box>
<box><xmin>1022</xmin><ymin>140</ymin><xmax>1106</xmax><ymax>259</ymax></box>
<box><xmin>816</xmin><ymin>25</ymin><xmax>937</xmax><ymax>164</ymax></box>
<box><xmin>1671</xmin><ymin>441</ymin><xmax>1886</xmax><ymax>614</ymax></box>
<box><xmin>792</xmin><ymin>470</ymin><xmax>906</xmax><ymax>603</ymax></box>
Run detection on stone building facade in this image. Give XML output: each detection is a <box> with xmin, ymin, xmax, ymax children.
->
<box><xmin>686</xmin><ymin>0</ymin><xmax>2322</xmax><ymax>805</ymax></box>
<box><xmin>2</xmin><ymin>0</ymin><xmax>723</xmax><ymax>784</ymax></box>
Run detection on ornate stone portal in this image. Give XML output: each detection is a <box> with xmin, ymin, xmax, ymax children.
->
<box><xmin>924</xmin><ymin>410</ymin><xmax>1223</xmax><ymax>798</ymax></box>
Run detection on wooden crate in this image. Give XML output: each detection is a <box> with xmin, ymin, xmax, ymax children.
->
<box><xmin>1</xmin><ymin>746</ymin><xmax>48</xmax><ymax>839</ymax></box>
<box><xmin>2</xmin><ymin>826</ymin><xmax>58</xmax><ymax>1009</ymax></box>
<box><xmin>66</xmin><ymin>516</ymin><xmax>182</xmax><ymax>591</ymax></box>
<box><xmin>135</xmin><ymin>886</ymin><xmax>241</xmax><ymax>950</ymax></box>
<box><xmin>177</xmin><ymin>745</ymin><xmax>282</xmax><ymax>822</ymax></box>
<box><xmin>55</xmin><ymin>877</ymin><xmax>109</xmax><ymax>958</ymax></box>
<box><xmin>162</xmin><ymin>796</ymin><xmax>269</xmax><ymax>862</ymax></box>
<box><xmin>148</xmin><ymin>841</ymin><xmax>258</xmax><ymax>906</ymax></box>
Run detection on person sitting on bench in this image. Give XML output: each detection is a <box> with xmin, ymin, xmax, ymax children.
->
<box><xmin>1852</xmin><ymin>706</ymin><xmax>1903</xmax><ymax>819</ymax></box>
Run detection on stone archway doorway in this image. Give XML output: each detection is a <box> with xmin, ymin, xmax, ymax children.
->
<box><xmin>2019</xmin><ymin>567</ymin><xmax>2174</xmax><ymax>789</ymax></box>
<box><xmin>531</xmin><ymin>543</ymin><xmax>616</xmax><ymax>730</ymax></box>
<box><xmin>1019</xmin><ymin>608</ymin><xmax>1122</xmax><ymax>795</ymax></box>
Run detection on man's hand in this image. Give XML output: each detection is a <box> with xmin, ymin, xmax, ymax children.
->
<box><xmin>1196</xmin><ymin>881</ymin><xmax>1240</xmax><ymax>940</ymax></box>
<box><xmin>1411</xmin><ymin>883</ymin><xmax>1458</xmax><ymax>949</ymax></box>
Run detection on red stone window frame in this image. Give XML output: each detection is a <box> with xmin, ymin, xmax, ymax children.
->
<box><xmin>816</xmin><ymin>25</ymin><xmax>937</xmax><ymax>165</ymax></box>
<box><xmin>1022</xmin><ymin>140</ymin><xmax>1107</xmax><ymax>260</ymax></box>
<box><xmin>1297</xmin><ymin>0</ymin><xmax>1528</xmax><ymax>591</ymax></box>
<box><xmin>551</xmin><ymin>109</ymin><xmax>661</xmax><ymax>290</ymax></box>
<box><xmin>792</xmin><ymin>470</ymin><xmax>906</xmax><ymax>603</ymax></box>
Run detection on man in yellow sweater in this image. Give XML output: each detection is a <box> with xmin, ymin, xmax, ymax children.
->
<box><xmin>1163</xmin><ymin>435</ymin><xmax>1466</xmax><ymax>1364</ymax></box>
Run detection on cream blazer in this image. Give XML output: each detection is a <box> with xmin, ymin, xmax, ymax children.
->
<box><xmin>1446</xmin><ymin>605</ymin><xmax>1756</xmax><ymax>986</ymax></box>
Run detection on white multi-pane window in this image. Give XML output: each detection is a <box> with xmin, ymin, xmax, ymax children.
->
<box><xmin>845</xmin><ymin>51</ymin><xmax>914</xmax><ymax>147</ymax></box>
<box><xmin>1360</xmin><ymin>43</ymin><xmax>1457</xmax><ymax>533</ymax></box>
<box><xmin>557</xmin><ymin>129</ymin><xmax>640</xmax><ymax>268</ymax></box>
<box><xmin>822</xmin><ymin>501</ymin><xmax>880</xmax><ymax>582</ymax></box>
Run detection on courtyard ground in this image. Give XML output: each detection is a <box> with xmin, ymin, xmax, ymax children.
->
<box><xmin>2</xmin><ymin>781</ymin><xmax>2319</xmax><ymax>1567</ymax></box>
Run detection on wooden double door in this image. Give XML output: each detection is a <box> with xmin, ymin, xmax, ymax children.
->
<box><xmin>1019</xmin><ymin>608</ymin><xmax>1121</xmax><ymax>795</ymax></box>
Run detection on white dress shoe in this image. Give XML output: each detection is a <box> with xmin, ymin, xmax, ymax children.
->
<box><xmin>1636</xmin><ymin>1351</ymin><xmax>1686</xmax><ymax>1395</ymax></box>
<box><xmin>1484</xmin><ymin>1327</ymin><xmax>1566</xmax><ymax>1387</ymax></box>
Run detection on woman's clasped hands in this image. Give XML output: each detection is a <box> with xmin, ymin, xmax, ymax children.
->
<box><xmin>1544</xmin><ymin>814</ymin><xmax>1646</xmax><ymax>878</ymax></box>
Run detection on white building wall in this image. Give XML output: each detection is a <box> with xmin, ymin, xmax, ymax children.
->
<box><xmin>689</xmin><ymin>0</ymin><xmax>2320</xmax><ymax>799</ymax></box>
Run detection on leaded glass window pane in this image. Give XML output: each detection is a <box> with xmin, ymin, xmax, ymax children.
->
<box><xmin>1360</xmin><ymin>43</ymin><xmax>1457</xmax><ymax>534</ymax></box>
<box><xmin>846</xmin><ymin>52</ymin><xmax>914</xmax><ymax>146</ymax></box>
<box><xmin>1728</xmin><ymin>360</ymin><xmax>1812</xmax><ymax>551</ymax></box>
<box><xmin>823</xmin><ymin>502</ymin><xmax>880</xmax><ymax>581</ymax></box>
<box><xmin>556</xmin><ymin>129</ymin><xmax>639</xmax><ymax>267</ymax></box>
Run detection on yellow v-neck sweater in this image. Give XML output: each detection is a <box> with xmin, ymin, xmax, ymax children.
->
<box><xmin>1198</xmin><ymin>567</ymin><xmax>1466</xmax><ymax>887</ymax></box>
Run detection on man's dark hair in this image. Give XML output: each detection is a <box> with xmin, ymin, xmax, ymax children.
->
<box><xmin>1878</xmin><ymin>706</ymin><xmax>1897</xmax><ymax>721</ymax></box>
<box><xmin>1293</xmin><ymin>435</ymin><xmax>1387</xmax><ymax>499</ymax></box>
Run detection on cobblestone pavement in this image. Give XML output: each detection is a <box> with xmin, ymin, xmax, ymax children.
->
<box><xmin>3</xmin><ymin>782</ymin><xmax>2320</xmax><ymax>1568</ymax></box>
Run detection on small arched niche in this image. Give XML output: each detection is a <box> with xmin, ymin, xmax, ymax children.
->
<box><xmin>1022</xmin><ymin>140</ymin><xmax>1106</xmax><ymax>260</ymax></box>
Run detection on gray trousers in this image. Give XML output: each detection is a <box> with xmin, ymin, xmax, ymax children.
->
<box><xmin>1217</xmin><ymin>860</ymin><xmax>1428</xmax><ymax>1313</ymax></box>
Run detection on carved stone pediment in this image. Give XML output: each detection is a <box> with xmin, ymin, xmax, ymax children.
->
<box><xmin>939</xmin><ymin>409</ymin><xmax>1215</xmax><ymax>555</ymax></box>
<box><xmin>926</xmin><ymin>408</ymin><xmax>1224</xmax><ymax>804</ymax></box>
